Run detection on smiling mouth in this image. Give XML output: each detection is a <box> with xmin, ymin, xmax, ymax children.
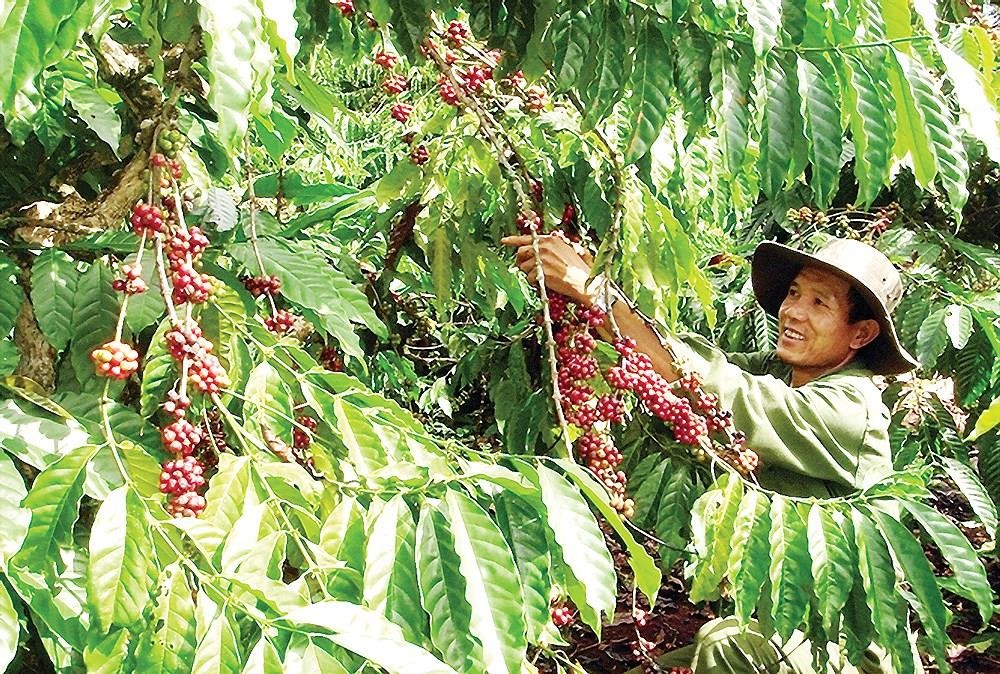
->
<box><xmin>781</xmin><ymin>327</ymin><xmax>806</xmax><ymax>342</ymax></box>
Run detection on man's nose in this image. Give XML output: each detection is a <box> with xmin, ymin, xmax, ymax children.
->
<box><xmin>780</xmin><ymin>298</ymin><xmax>805</xmax><ymax>321</ymax></box>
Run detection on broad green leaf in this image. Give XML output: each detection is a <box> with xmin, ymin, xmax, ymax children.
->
<box><xmin>537</xmin><ymin>465</ymin><xmax>616</xmax><ymax>634</ymax></box>
<box><xmin>416</xmin><ymin>503</ymin><xmax>486</xmax><ymax>673</ymax></box>
<box><xmin>83</xmin><ymin>627</ymin><xmax>129</xmax><ymax>674</ymax></box>
<box><xmin>0</xmin><ymin>398</ymin><xmax>90</xmax><ymax>469</ymax></box>
<box><xmin>842</xmin><ymin>54</ymin><xmax>894</xmax><ymax>205</ymax></box>
<box><xmin>881</xmin><ymin>0</ymin><xmax>912</xmax><ymax>40</ymax></box>
<box><xmin>691</xmin><ymin>474</ymin><xmax>743</xmax><ymax>602</ymax></box>
<box><xmin>944</xmin><ymin>304</ymin><xmax>973</xmax><ymax>350</ymax></box>
<box><xmin>191</xmin><ymin>610</ymin><xmax>241</xmax><ymax>674</ymax></box>
<box><xmin>256</xmin><ymin>0</ymin><xmax>299</xmax><ymax>77</ymax></box>
<box><xmin>887</xmin><ymin>50</ymin><xmax>936</xmax><ymax>187</ymax></box>
<box><xmin>902</xmin><ymin>500</ymin><xmax>994</xmax><ymax>623</ymax></box>
<box><xmin>746</xmin><ymin>0</ymin><xmax>781</xmax><ymax>55</ymax></box>
<box><xmin>164</xmin><ymin>517</ymin><xmax>226</xmax><ymax>564</ymax></box>
<box><xmin>139</xmin><ymin>319</ymin><xmax>176</xmax><ymax>417</ymax></box>
<box><xmin>853</xmin><ymin>509</ymin><xmax>913</xmax><ymax>674</ymax></box>
<box><xmin>916</xmin><ymin>306</ymin><xmax>949</xmax><ymax>369</ymax></box>
<box><xmin>11</xmin><ymin>443</ymin><xmax>99</xmax><ymax>575</ymax></box>
<box><xmin>581</xmin><ymin>2</ymin><xmax>627</xmax><ymax>125</ymax></box>
<box><xmin>444</xmin><ymin>489</ymin><xmax>527</xmax><ymax>674</ymax></box>
<box><xmin>196</xmin><ymin>0</ymin><xmax>258</xmax><ymax>150</ymax></box>
<box><xmin>88</xmin><ymin>486</ymin><xmax>153</xmax><ymax>630</ymax></box>
<box><xmin>333</xmin><ymin>398</ymin><xmax>390</xmax><ymax>477</ymax></box>
<box><xmin>282</xmin><ymin>635</ymin><xmax>351</xmax><ymax>673</ymax></box>
<box><xmin>0</xmin><ymin>340</ymin><xmax>16</xmax><ymax>376</ymax></box>
<box><xmin>968</xmin><ymin>396</ymin><xmax>1000</xmax><ymax>440</ymax></box>
<box><xmin>561</xmin><ymin>461</ymin><xmax>660</xmax><ymax>605</ymax></box>
<box><xmin>797</xmin><ymin>56</ymin><xmax>842</xmax><ymax>207</ymax></box>
<box><xmin>121</xmin><ymin>250</ymin><xmax>165</xmax><ymax>334</ymax></box>
<box><xmin>630</xmin><ymin>456</ymin><xmax>670</xmax><ymax>528</ymax></box>
<box><xmin>70</xmin><ymin>260</ymin><xmax>120</xmax><ymax>386</ymax></box>
<box><xmin>760</xmin><ymin>52</ymin><xmax>804</xmax><ymax>198</ymax></box>
<box><xmin>899</xmin><ymin>51</ymin><xmax>968</xmax><ymax>214</ymax></box>
<box><xmin>938</xmin><ymin>43</ymin><xmax>1000</xmax><ymax>162</ymax></box>
<box><xmin>219</xmin><ymin>501</ymin><xmax>269</xmax><ymax>573</ymax></box>
<box><xmin>242</xmin><ymin>637</ymin><xmax>282</xmax><ymax>674</ymax></box>
<box><xmin>279</xmin><ymin>601</ymin><xmax>460</xmax><ymax>674</ymax></box>
<box><xmin>30</xmin><ymin>248</ymin><xmax>78</xmax><ymax>351</ymax></box>
<box><xmin>551</xmin><ymin>0</ymin><xmax>591</xmax><ymax>91</ymax></box>
<box><xmin>940</xmin><ymin>456</ymin><xmax>998</xmax><ymax>537</ymax></box>
<box><xmin>243</xmin><ymin>360</ymin><xmax>294</xmax><ymax>442</ymax></box>
<box><xmin>494</xmin><ymin>492</ymin><xmax>551</xmax><ymax>643</ymax></box>
<box><xmin>363</xmin><ymin>495</ymin><xmax>428</xmax><ymax>647</ymax></box>
<box><xmin>728</xmin><ymin>489</ymin><xmax>771</xmax><ymax>626</ymax></box>
<box><xmin>768</xmin><ymin>496</ymin><xmax>811</xmax><ymax>641</ymax></box>
<box><xmin>711</xmin><ymin>43</ymin><xmax>752</xmax><ymax>177</ymax></box>
<box><xmin>0</xmin><ymin>450</ymin><xmax>29</xmax><ymax>566</ymax></box>
<box><xmin>869</xmin><ymin>507</ymin><xmax>949</xmax><ymax>670</ymax></box>
<box><xmin>623</xmin><ymin>26</ymin><xmax>672</xmax><ymax>163</ymax></box>
<box><xmin>0</xmin><ymin>581</ymin><xmax>17</xmax><ymax>672</ymax></box>
<box><xmin>0</xmin><ymin>255</ymin><xmax>22</xmax><ymax>338</ymax></box>
<box><xmin>134</xmin><ymin>563</ymin><xmax>197</xmax><ymax>671</ymax></box>
<box><xmin>202</xmin><ymin>454</ymin><xmax>253</xmax><ymax>532</ymax></box>
<box><xmin>654</xmin><ymin>462</ymin><xmax>697</xmax><ymax>564</ymax></box>
<box><xmin>65</xmin><ymin>82</ymin><xmax>121</xmax><ymax>154</ymax></box>
<box><xmin>807</xmin><ymin>505</ymin><xmax>855</xmax><ymax>635</ymax></box>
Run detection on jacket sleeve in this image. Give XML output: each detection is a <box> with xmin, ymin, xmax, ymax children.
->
<box><xmin>667</xmin><ymin>333</ymin><xmax>884</xmax><ymax>490</ymax></box>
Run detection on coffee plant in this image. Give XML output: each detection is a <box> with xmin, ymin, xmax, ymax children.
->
<box><xmin>0</xmin><ymin>1</ymin><xmax>998</xmax><ymax>673</ymax></box>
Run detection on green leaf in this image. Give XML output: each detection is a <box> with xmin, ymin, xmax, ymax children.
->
<box><xmin>444</xmin><ymin>489</ymin><xmax>527</xmax><ymax>674</ymax></box>
<box><xmin>196</xmin><ymin>0</ymin><xmax>259</xmax><ymax>150</ymax></box>
<box><xmin>841</xmin><ymin>54</ymin><xmax>894</xmax><ymax>205</ymax></box>
<box><xmin>0</xmin><ymin>450</ymin><xmax>28</xmax><ymax>566</ymax></box>
<box><xmin>416</xmin><ymin>503</ymin><xmax>486</xmax><ymax>673</ymax></box>
<box><xmin>902</xmin><ymin>500</ymin><xmax>994</xmax><ymax>624</ymax></box>
<box><xmin>84</xmin><ymin>629</ymin><xmax>130</xmax><ymax>674</ymax></box>
<box><xmin>30</xmin><ymin>248</ymin><xmax>78</xmax><ymax>352</ymax></box>
<box><xmin>140</xmin><ymin>319</ymin><xmax>177</xmax><ymax>417</ymax></box>
<box><xmin>65</xmin><ymin>82</ymin><xmax>121</xmax><ymax>154</ymax></box>
<box><xmin>797</xmin><ymin>56</ymin><xmax>842</xmax><ymax>207</ymax></box>
<box><xmin>938</xmin><ymin>43</ymin><xmax>1000</xmax><ymax>162</ymax></box>
<box><xmin>229</xmin><ymin>238</ymin><xmax>386</xmax><ymax>359</ymax></box>
<box><xmin>191</xmin><ymin>610</ymin><xmax>241</xmax><ymax>674</ymax></box>
<box><xmin>691</xmin><ymin>474</ymin><xmax>743</xmax><ymax>602</ymax></box>
<box><xmin>560</xmin><ymin>461</ymin><xmax>660</xmax><ymax>605</ymax></box>
<box><xmin>654</xmin><ymin>461</ymin><xmax>697</xmax><ymax>561</ymax></box>
<box><xmin>0</xmin><ymin>580</ymin><xmax>18</xmax><ymax>672</ymax></box>
<box><xmin>551</xmin><ymin>0</ymin><xmax>591</xmax><ymax>91</ymax></box>
<box><xmin>0</xmin><ymin>255</ymin><xmax>22</xmax><ymax>338</ymax></box>
<box><xmin>768</xmin><ymin>496</ymin><xmax>811</xmax><ymax>641</ymax></box>
<box><xmin>807</xmin><ymin>505</ymin><xmax>855</xmax><ymax>635</ymax></box>
<box><xmin>968</xmin><ymin>396</ymin><xmax>1000</xmax><ymax>441</ymax></box>
<box><xmin>242</xmin><ymin>637</ymin><xmax>282</xmax><ymax>674</ymax></box>
<box><xmin>581</xmin><ymin>2</ymin><xmax>627</xmax><ymax>125</ymax></box>
<box><xmin>0</xmin><ymin>398</ymin><xmax>89</xmax><ymax>469</ymax></box>
<box><xmin>256</xmin><ymin>0</ymin><xmax>299</xmax><ymax>77</ymax></box>
<box><xmin>203</xmin><ymin>454</ymin><xmax>253</xmax><ymax>532</ymax></box>
<box><xmin>135</xmin><ymin>563</ymin><xmax>196</xmax><ymax>672</ymax></box>
<box><xmin>243</xmin><ymin>360</ymin><xmax>294</xmax><ymax>442</ymax></box>
<box><xmin>916</xmin><ymin>305</ymin><xmax>949</xmax><ymax>369</ymax></box>
<box><xmin>727</xmin><ymin>489</ymin><xmax>771</xmax><ymax>626</ymax></box>
<box><xmin>278</xmin><ymin>601</ymin><xmax>460</xmax><ymax>674</ymax></box>
<box><xmin>630</xmin><ymin>456</ymin><xmax>670</xmax><ymax>528</ymax></box>
<box><xmin>494</xmin><ymin>492</ymin><xmax>551</xmax><ymax>643</ymax></box>
<box><xmin>711</xmin><ymin>43</ymin><xmax>752</xmax><ymax>176</ymax></box>
<box><xmin>759</xmin><ymin>52</ymin><xmax>804</xmax><ymax>198</ymax></box>
<box><xmin>940</xmin><ymin>456</ymin><xmax>998</xmax><ymax>537</ymax></box>
<box><xmin>70</xmin><ymin>260</ymin><xmax>120</xmax><ymax>385</ymax></box>
<box><xmin>122</xmin><ymin>251</ymin><xmax>165</xmax><ymax>334</ymax></box>
<box><xmin>623</xmin><ymin>26</ymin><xmax>671</xmax><ymax>163</ymax></box>
<box><xmin>363</xmin><ymin>495</ymin><xmax>429</xmax><ymax>647</ymax></box>
<box><xmin>944</xmin><ymin>304</ymin><xmax>973</xmax><ymax>350</ymax></box>
<box><xmin>0</xmin><ymin>340</ymin><xmax>17</xmax><ymax>376</ymax></box>
<box><xmin>887</xmin><ymin>50</ymin><xmax>937</xmax><ymax>188</ymax></box>
<box><xmin>537</xmin><ymin>465</ymin><xmax>616</xmax><ymax>634</ymax></box>
<box><xmin>853</xmin><ymin>509</ymin><xmax>913</xmax><ymax>674</ymax></box>
<box><xmin>333</xmin><ymin>398</ymin><xmax>390</xmax><ymax>477</ymax></box>
<box><xmin>11</xmin><ymin>443</ymin><xmax>99</xmax><ymax>575</ymax></box>
<box><xmin>898</xmin><ymin>51</ymin><xmax>969</xmax><ymax>214</ymax></box>
<box><xmin>746</xmin><ymin>0</ymin><xmax>782</xmax><ymax>55</ymax></box>
<box><xmin>88</xmin><ymin>486</ymin><xmax>153</xmax><ymax>630</ymax></box>
<box><xmin>869</xmin><ymin>507</ymin><xmax>949</xmax><ymax>670</ymax></box>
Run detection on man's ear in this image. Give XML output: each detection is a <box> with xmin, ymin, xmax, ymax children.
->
<box><xmin>850</xmin><ymin>319</ymin><xmax>880</xmax><ymax>350</ymax></box>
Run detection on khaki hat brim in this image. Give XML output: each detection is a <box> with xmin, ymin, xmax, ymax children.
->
<box><xmin>751</xmin><ymin>241</ymin><xmax>920</xmax><ymax>376</ymax></box>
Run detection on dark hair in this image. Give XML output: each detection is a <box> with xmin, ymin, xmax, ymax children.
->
<box><xmin>847</xmin><ymin>286</ymin><xmax>875</xmax><ymax>323</ymax></box>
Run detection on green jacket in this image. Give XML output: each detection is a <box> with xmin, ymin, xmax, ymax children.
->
<box><xmin>667</xmin><ymin>333</ymin><xmax>893</xmax><ymax>498</ymax></box>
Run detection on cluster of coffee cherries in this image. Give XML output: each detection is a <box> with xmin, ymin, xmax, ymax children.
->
<box><xmin>90</xmin><ymin>340</ymin><xmax>140</xmax><ymax>380</ymax></box>
<box><xmin>607</xmin><ymin>340</ymin><xmax>759</xmax><ymax>476</ymax></box>
<box><xmin>372</xmin><ymin>43</ymin><xmax>431</xmax><ymax>165</ymax></box>
<box><xmin>550</xmin><ymin>601</ymin><xmax>574</xmax><ymax>628</ymax></box>
<box><xmin>319</xmin><ymin>345</ymin><xmax>345</xmax><ymax>372</ymax></box>
<box><xmin>157</xmin><ymin>391</ymin><xmax>208</xmax><ymax>517</ymax></box>
<box><xmin>264</xmin><ymin>309</ymin><xmax>311</xmax><ymax>339</ymax></box>
<box><xmin>241</xmin><ymin>274</ymin><xmax>281</xmax><ymax>298</ymax></box>
<box><xmin>164</xmin><ymin>321</ymin><xmax>229</xmax><ymax>395</ymax></box>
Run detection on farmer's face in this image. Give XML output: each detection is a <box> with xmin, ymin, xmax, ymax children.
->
<box><xmin>776</xmin><ymin>267</ymin><xmax>878</xmax><ymax>385</ymax></box>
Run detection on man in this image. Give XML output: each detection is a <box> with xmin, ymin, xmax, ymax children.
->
<box><xmin>501</xmin><ymin>234</ymin><xmax>921</xmax><ymax>673</ymax></box>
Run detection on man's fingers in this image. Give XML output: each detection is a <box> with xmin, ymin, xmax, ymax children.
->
<box><xmin>500</xmin><ymin>235</ymin><xmax>534</xmax><ymax>247</ymax></box>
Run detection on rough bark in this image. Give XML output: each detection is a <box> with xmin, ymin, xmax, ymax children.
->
<box><xmin>13</xmin><ymin>300</ymin><xmax>56</xmax><ymax>392</ymax></box>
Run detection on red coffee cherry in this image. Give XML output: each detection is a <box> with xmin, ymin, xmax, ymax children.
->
<box><xmin>91</xmin><ymin>340</ymin><xmax>140</xmax><ymax>380</ymax></box>
<box><xmin>374</xmin><ymin>50</ymin><xmax>398</xmax><ymax>69</ymax></box>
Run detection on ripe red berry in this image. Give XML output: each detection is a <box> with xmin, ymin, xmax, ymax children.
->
<box><xmin>188</xmin><ymin>353</ymin><xmax>229</xmax><ymax>394</ymax></box>
<box><xmin>130</xmin><ymin>203</ymin><xmax>166</xmax><ymax>236</ymax></box>
<box><xmin>390</xmin><ymin>102</ymin><xmax>413</xmax><ymax>123</ymax></box>
<box><xmin>335</xmin><ymin>0</ymin><xmax>354</xmax><ymax>17</ymax></box>
<box><xmin>561</xmin><ymin>202</ymin><xmax>576</xmax><ymax>225</ymax></box>
<box><xmin>164</xmin><ymin>322</ymin><xmax>212</xmax><ymax>362</ymax></box>
<box><xmin>265</xmin><ymin>309</ymin><xmax>304</xmax><ymax>336</ymax></box>
<box><xmin>162</xmin><ymin>390</ymin><xmax>191</xmax><ymax>419</ymax></box>
<box><xmin>374</xmin><ymin>50</ymin><xmax>398</xmax><ymax>69</ymax></box>
<box><xmin>91</xmin><ymin>340</ymin><xmax>140</xmax><ymax>380</ymax></box>
<box><xmin>501</xmin><ymin>70</ymin><xmax>527</xmax><ymax>91</ymax></box>
<box><xmin>319</xmin><ymin>346</ymin><xmax>344</xmax><ymax>372</ymax></box>
<box><xmin>161</xmin><ymin>419</ymin><xmax>202</xmax><ymax>457</ymax></box>
<box><xmin>409</xmin><ymin>144</ymin><xmax>429</xmax><ymax>165</ymax></box>
<box><xmin>241</xmin><ymin>274</ymin><xmax>282</xmax><ymax>298</ymax></box>
<box><xmin>438</xmin><ymin>76</ymin><xmax>460</xmax><ymax>106</ymax></box>
<box><xmin>113</xmin><ymin>263</ymin><xmax>147</xmax><ymax>295</ymax></box>
<box><xmin>166</xmin><ymin>491</ymin><xmax>206</xmax><ymax>518</ymax></box>
<box><xmin>445</xmin><ymin>20</ymin><xmax>468</xmax><ymax>47</ymax></box>
<box><xmin>170</xmin><ymin>263</ymin><xmax>213</xmax><ymax>305</ymax></box>
<box><xmin>551</xmin><ymin>604</ymin><xmax>574</xmax><ymax>627</ymax></box>
<box><xmin>167</xmin><ymin>227</ymin><xmax>209</xmax><ymax>265</ymax></box>
<box><xmin>383</xmin><ymin>74</ymin><xmax>409</xmax><ymax>95</ymax></box>
<box><xmin>463</xmin><ymin>65</ymin><xmax>490</xmax><ymax>92</ymax></box>
<box><xmin>293</xmin><ymin>416</ymin><xmax>318</xmax><ymax>449</ymax></box>
<box><xmin>516</xmin><ymin>210</ymin><xmax>542</xmax><ymax>234</ymax></box>
<box><xmin>159</xmin><ymin>455</ymin><xmax>206</xmax><ymax>495</ymax></box>
<box><xmin>151</xmin><ymin>153</ymin><xmax>168</xmax><ymax>168</ymax></box>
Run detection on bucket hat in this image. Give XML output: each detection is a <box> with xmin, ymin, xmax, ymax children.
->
<box><xmin>751</xmin><ymin>238</ymin><xmax>919</xmax><ymax>375</ymax></box>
